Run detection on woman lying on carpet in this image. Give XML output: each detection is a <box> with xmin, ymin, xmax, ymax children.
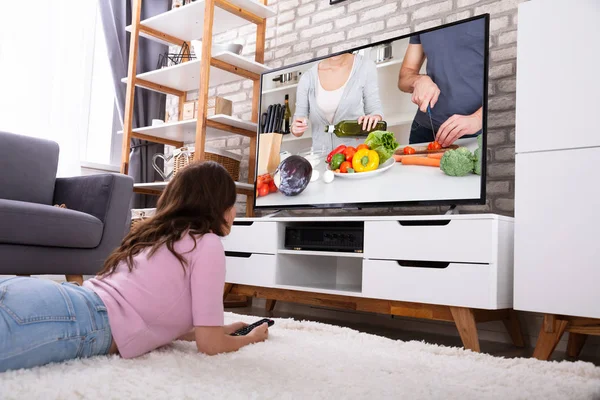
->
<box><xmin>0</xmin><ymin>162</ymin><xmax>269</xmax><ymax>373</ymax></box>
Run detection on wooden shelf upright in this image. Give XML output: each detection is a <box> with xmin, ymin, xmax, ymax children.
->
<box><xmin>121</xmin><ymin>0</ymin><xmax>273</xmax><ymax>217</ymax></box>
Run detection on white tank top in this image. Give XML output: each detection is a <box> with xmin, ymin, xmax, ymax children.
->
<box><xmin>316</xmin><ymin>58</ymin><xmax>356</xmax><ymax>124</ymax></box>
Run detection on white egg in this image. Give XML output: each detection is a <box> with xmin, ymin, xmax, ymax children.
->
<box><xmin>273</xmin><ymin>171</ymin><xmax>281</xmax><ymax>188</ymax></box>
<box><xmin>310</xmin><ymin>170</ymin><xmax>320</xmax><ymax>182</ymax></box>
<box><xmin>323</xmin><ymin>170</ymin><xmax>334</xmax><ymax>184</ymax></box>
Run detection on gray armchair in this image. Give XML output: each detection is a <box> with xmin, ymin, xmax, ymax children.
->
<box><xmin>0</xmin><ymin>131</ymin><xmax>134</xmax><ymax>281</ymax></box>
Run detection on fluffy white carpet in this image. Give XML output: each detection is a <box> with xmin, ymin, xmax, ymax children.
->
<box><xmin>1</xmin><ymin>312</ymin><xmax>599</xmax><ymax>400</ymax></box>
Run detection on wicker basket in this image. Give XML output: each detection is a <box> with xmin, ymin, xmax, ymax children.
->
<box><xmin>173</xmin><ymin>146</ymin><xmax>242</xmax><ymax>181</ymax></box>
<box><xmin>130</xmin><ymin>208</ymin><xmax>156</xmax><ymax>231</ymax></box>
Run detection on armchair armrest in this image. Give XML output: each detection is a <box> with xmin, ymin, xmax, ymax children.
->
<box><xmin>53</xmin><ymin>174</ymin><xmax>133</xmax><ymax>252</ymax></box>
<box><xmin>53</xmin><ymin>174</ymin><xmax>132</xmax><ymax>223</ymax></box>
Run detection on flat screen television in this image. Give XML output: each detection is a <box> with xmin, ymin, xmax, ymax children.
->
<box><xmin>254</xmin><ymin>14</ymin><xmax>489</xmax><ymax>210</ymax></box>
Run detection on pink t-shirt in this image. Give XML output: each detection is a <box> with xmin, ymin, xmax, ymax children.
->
<box><xmin>83</xmin><ymin>233</ymin><xmax>225</xmax><ymax>359</ymax></box>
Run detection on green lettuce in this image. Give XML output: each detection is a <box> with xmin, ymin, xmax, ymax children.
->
<box><xmin>364</xmin><ymin>131</ymin><xmax>399</xmax><ymax>164</ymax></box>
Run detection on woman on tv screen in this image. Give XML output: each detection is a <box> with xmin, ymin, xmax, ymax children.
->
<box><xmin>290</xmin><ymin>52</ymin><xmax>384</xmax><ymax>153</ymax></box>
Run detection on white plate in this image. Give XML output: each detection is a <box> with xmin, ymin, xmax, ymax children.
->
<box><xmin>329</xmin><ymin>157</ymin><xmax>396</xmax><ymax>179</ymax></box>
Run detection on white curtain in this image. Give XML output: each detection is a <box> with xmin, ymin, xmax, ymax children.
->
<box><xmin>0</xmin><ymin>1</ymin><xmax>98</xmax><ymax>177</ymax></box>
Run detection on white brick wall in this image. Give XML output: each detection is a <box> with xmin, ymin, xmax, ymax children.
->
<box><xmin>171</xmin><ymin>0</ymin><xmax>530</xmax><ymax>218</ymax></box>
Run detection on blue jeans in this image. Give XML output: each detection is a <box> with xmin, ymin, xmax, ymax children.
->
<box><xmin>0</xmin><ymin>277</ymin><xmax>112</xmax><ymax>373</ymax></box>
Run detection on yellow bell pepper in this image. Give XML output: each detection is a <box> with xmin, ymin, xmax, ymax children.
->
<box><xmin>352</xmin><ymin>149</ymin><xmax>379</xmax><ymax>172</ymax></box>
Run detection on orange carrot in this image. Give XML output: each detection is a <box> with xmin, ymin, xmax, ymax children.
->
<box><xmin>401</xmin><ymin>157</ymin><xmax>441</xmax><ymax>167</ymax></box>
<box><xmin>393</xmin><ymin>154</ymin><xmax>426</xmax><ymax>162</ymax></box>
<box><xmin>427</xmin><ymin>153</ymin><xmax>444</xmax><ymax>160</ymax></box>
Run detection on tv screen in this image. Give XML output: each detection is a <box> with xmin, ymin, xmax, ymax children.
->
<box><xmin>254</xmin><ymin>15</ymin><xmax>489</xmax><ymax>210</ymax></box>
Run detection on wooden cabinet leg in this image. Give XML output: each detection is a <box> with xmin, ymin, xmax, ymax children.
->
<box><xmin>450</xmin><ymin>306</ymin><xmax>480</xmax><ymax>352</ymax></box>
<box><xmin>223</xmin><ymin>283</ymin><xmax>250</xmax><ymax>308</ymax></box>
<box><xmin>65</xmin><ymin>275</ymin><xmax>83</xmax><ymax>286</ymax></box>
<box><xmin>566</xmin><ymin>333</ymin><xmax>587</xmax><ymax>359</ymax></box>
<box><xmin>223</xmin><ymin>283</ymin><xmax>233</xmax><ymax>301</ymax></box>
<box><xmin>503</xmin><ymin>310</ymin><xmax>526</xmax><ymax>347</ymax></box>
<box><xmin>266</xmin><ymin>299</ymin><xmax>276</xmax><ymax>313</ymax></box>
<box><xmin>532</xmin><ymin>314</ymin><xmax>568</xmax><ymax>360</ymax></box>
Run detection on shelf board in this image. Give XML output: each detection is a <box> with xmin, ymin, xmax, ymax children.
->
<box><xmin>118</xmin><ymin>115</ymin><xmax>258</xmax><ymax>142</ymax></box>
<box><xmin>262</xmin><ymin>83</ymin><xmax>298</xmax><ymax>95</ymax></box>
<box><xmin>375</xmin><ymin>58</ymin><xmax>404</xmax><ymax>69</ymax></box>
<box><xmin>121</xmin><ymin>52</ymin><xmax>270</xmax><ymax>94</ymax></box>
<box><xmin>135</xmin><ymin>180</ymin><xmax>253</xmax><ymax>192</ymax></box>
<box><xmin>278</xmin><ymin>249</ymin><xmax>364</xmax><ymax>258</ymax></box>
<box><xmin>126</xmin><ymin>0</ymin><xmax>276</xmax><ymax>46</ymax></box>
<box><xmin>273</xmin><ymin>283</ymin><xmax>362</xmax><ymax>296</ymax></box>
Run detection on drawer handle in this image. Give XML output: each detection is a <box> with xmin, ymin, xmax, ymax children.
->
<box><xmin>396</xmin><ymin>260</ymin><xmax>450</xmax><ymax>269</ymax></box>
<box><xmin>225</xmin><ymin>251</ymin><xmax>252</xmax><ymax>258</ymax></box>
<box><xmin>398</xmin><ymin>220</ymin><xmax>450</xmax><ymax>226</ymax></box>
<box><xmin>233</xmin><ymin>221</ymin><xmax>254</xmax><ymax>226</ymax></box>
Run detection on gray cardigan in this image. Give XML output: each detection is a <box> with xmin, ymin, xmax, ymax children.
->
<box><xmin>293</xmin><ymin>54</ymin><xmax>384</xmax><ymax>153</ymax></box>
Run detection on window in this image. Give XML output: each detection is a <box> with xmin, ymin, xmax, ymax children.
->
<box><xmin>82</xmin><ymin>4</ymin><xmax>121</xmax><ymax>168</ymax></box>
<box><xmin>0</xmin><ymin>1</ymin><xmax>119</xmax><ymax>176</ymax></box>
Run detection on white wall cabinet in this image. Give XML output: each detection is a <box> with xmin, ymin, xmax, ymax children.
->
<box><xmin>514</xmin><ymin>0</ymin><xmax>600</xmax><ymax>320</ymax></box>
<box><xmin>515</xmin><ymin>0</ymin><xmax>600</xmax><ymax>153</ymax></box>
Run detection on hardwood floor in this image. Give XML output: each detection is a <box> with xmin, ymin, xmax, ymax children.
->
<box><xmin>227</xmin><ymin>304</ymin><xmax>600</xmax><ymax>366</ymax></box>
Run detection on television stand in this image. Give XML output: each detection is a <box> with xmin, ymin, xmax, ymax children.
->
<box><xmin>221</xmin><ymin>214</ymin><xmax>521</xmax><ymax>352</ymax></box>
<box><xmin>261</xmin><ymin>209</ymin><xmax>285</xmax><ymax>218</ymax></box>
<box><xmin>445</xmin><ymin>205</ymin><xmax>459</xmax><ymax>215</ymax></box>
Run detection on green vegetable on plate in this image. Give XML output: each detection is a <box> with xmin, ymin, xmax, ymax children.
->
<box><xmin>330</xmin><ymin>153</ymin><xmax>346</xmax><ymax>170</ymax></box>
<box><xmin>364</xmin><ymin>131</ymin><xmax>399</xmax><ymax>164</ymax></box>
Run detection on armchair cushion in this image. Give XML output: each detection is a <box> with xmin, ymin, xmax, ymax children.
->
<box><xmin>0</xmin><ymin>199</ymin><xmax>103</xmax><ymax>248</ymax></box>
<box><xmin>0</xmin><ymin>131</ymin><xmax>59</xmax><ymax>205</ymax></box>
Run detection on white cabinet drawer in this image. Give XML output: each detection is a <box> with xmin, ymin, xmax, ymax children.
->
<box><xmin>364</xmin><ymin>219</ymin><xmax>493</xmax><ymax>263</ymax></box>
<box><xmin>225</xmin><ymin>253</ymin><xmax>276</xmax><ymax>287</ymax></box>
<box><xmin>222</xmin><ymin>221</ymin><xmax>278</xmax><ymax>254</ymax></box>
<box><xmin>362</xmin><ymin>260</ymin><xmax>498</xmax><ymax>309</ymax></box>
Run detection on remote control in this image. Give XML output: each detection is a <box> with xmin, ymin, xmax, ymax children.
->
<box><xmin>230</xmin><ymin>318</ymin><xmax>274</xmax><ymax>336</ymax></box>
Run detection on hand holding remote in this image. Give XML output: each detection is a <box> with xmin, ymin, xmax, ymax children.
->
<box><xmin>247</xmin><ymin>323</ymin><xmax>269</xmax><ymax>343</ymax></box>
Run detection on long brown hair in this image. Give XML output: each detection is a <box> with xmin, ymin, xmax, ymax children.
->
<box><xmin>99</xmin><ymin>161</ymin><xmax>237</xmax><ymax>276</ymax></box>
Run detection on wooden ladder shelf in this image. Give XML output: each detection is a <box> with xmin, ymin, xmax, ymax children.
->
<box><xmin>121</xmin><ymin>0</ymin><xmax>273</xmax><ymax>217</ymax></box>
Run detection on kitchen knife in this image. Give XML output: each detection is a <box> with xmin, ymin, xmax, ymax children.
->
<box><xmin>427</xmin><ymin>105</ymin><xmax>436</xmax><ymax>142</ymax></box>
<box><xmin>275</xmin><ymin>104</ymin><xmax>283</xmax><ymax>133</ymax></box>
<box><xmin>275</xmin><ymin>104</ymin><xmax>281</xmax><ymax>132</ymax></box>
<box><xmin>265</xmin><ymin>105</ymin><xmax>274</xmax><ymax>133</ymax></box>
<box><xmin>267</xmin><ymin>104</ymin><xmax>277</xmax><ymax>133</ymax></box>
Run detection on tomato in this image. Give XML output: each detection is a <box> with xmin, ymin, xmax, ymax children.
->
<box><xmin>343</xmin><ymin>147</ymin><xmax>356</xmax><ymax>162</ymax></box>
<box><xmin>339</xmin><ymin>161</ymin><xmax>352</xmax><ymax>173</ymax></box>
<box><xmin>356</xmin><ymin>144</ymin><xmax>369</xmax><ymax>151</ymax></box>
<box><xmin>403</xmin><ymin>146</ymin><xmax>416</xmax><ymax>155</ymax></box>
<box><xmin>268</xmin><ymin>180</ymin><xmax>277</xmax><ymax>193</ymax></box>
<box><xmin>258</xmin><ymin>184</ymin><xmax>269</xmax><ymax>197</ymax></box>
<box><xmin>428</xmin><ymin>141</ymin><xmax>442</xmax><ymax>151</ymax></box>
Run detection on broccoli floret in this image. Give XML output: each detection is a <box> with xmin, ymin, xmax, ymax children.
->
<box><xmin>440</xmin><ymin>147</ymin><xmax>474</xmax><ymax>177</ymax></box>
<box><xmin>477</xmin><ymin>133</ymin><xmax>483</xmax><ymax>149</ymax></box>
<box><xmin>456</xmin><ymin>147</ymin><xmax>473</xmax><ymax>157</ymax></box>
<box><xmin>473</xmin><ymin>147</ymin><xmax>482</xmax><ymax>175</ymax></box>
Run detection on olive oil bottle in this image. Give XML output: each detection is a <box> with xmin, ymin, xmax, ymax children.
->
<box><xmin>283</xmin><ymin>94</ymin><xmax>292</xmax><ymax>134</ymax></box>
<box><xmin>325</xmin><ymin>120</ymin><xmax>387</xmax><ymax>137</ymax></box>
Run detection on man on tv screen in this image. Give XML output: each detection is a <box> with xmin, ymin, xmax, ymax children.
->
<box><xmin>398</xmin><ymin>18</ymin><xmax>485</xmax><ymax>147</ymax></box>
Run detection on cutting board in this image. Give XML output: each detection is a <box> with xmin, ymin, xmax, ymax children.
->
<box><xmin>258</xmin><ymin>132</ymin><xmax>283</xmax><ymax>176</ymax></box>
<box><xmin>395</xmin><ymin>144</ymin><xmax>459</xmax><ymax>155</ymax></box>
